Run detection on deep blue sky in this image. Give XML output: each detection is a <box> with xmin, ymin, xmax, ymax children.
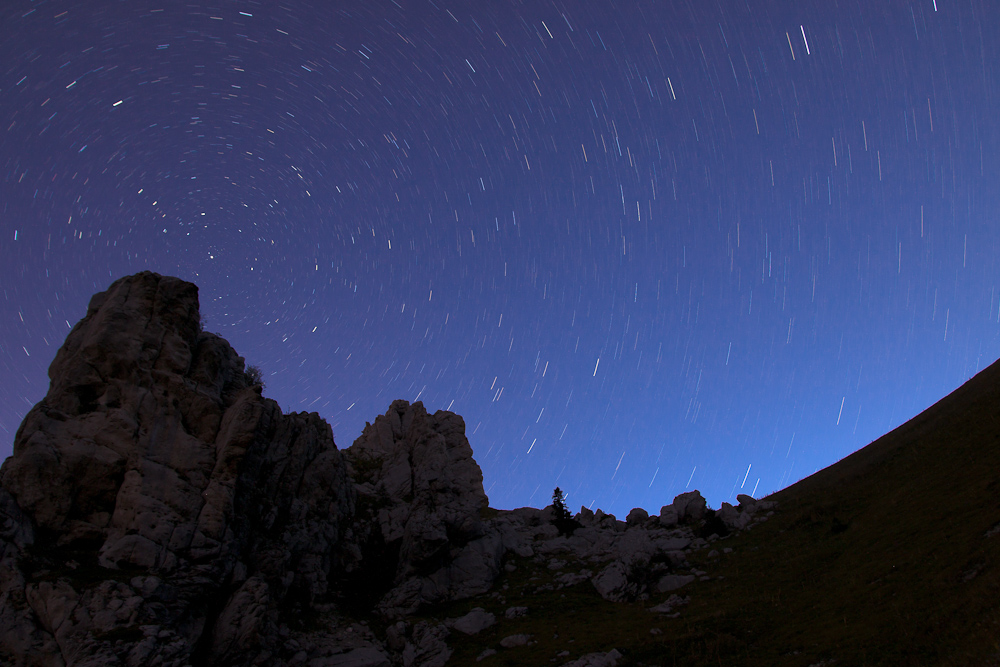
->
<box><xmin>2</xmin><ymin>0</ymin><xmax>998</xmax><ymax>517</ymax></box>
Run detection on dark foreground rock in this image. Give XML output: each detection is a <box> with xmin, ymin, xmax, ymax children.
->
<box><xmin>0</xmin><ymin>273</ymin><xmax>357</xmax><ymax>666</ymax></box>
<box><xmin>0</xmin><ymin>272</ymin><xmax>773</xmax><ymax>666</ymax></box>
<box><xmin>344</xmin><ymin>399</ymin><xmax>497</xmax><ymax>617</ymax></box>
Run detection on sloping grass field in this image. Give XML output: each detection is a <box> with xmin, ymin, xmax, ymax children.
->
<box><xmin>436</xmin><ymin>359</ymin><xmax>1000</xmax><ymax>666</ymax></box>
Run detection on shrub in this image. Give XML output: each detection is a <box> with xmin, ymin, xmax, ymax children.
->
<box><xmin>697</xmin><ymin>508</ymin><xmax>730</xmax><ymax>539</ymax></box>
<box><xmin>243</xmin><ymin>364</ymin><xmax>266</xmax><ymax>389</ymax></box>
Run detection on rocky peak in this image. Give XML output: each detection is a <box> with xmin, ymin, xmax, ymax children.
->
<box><xmin>0</xmin><ymin>273</ymin><xmax>776</xmax><ymax>667</ymax></box>
<box><xmin>343</xmin><ymin>400</ymin><xmax>496</xmax><ymax>618</ymax></box>
<box><xmin>347</xmin><ymin>399</ymin><xmax>488</xmax><ymax>572</ymax></box>
<box><xmin>5</xmin><ymin>272</ymin><xmax>226</xmax><ymax>546</ymax></box>
<box><xmin>0</xmin><ymin>272</ymin><xmax>355</xmax><ymax>665</ymax></box>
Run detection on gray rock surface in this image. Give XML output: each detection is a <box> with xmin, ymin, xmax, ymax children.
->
<box><xmin>401</xmin><ymin>622</ymin><xmax>451</xmax><ymax>667</ymax></box>
<box><xmin>499</xmin><ymin>633</ymin><xmax>532</xmax><ymax>648</ymax></box>
<box><xmin>658</xmin><ymin>504</ymin><xmax>679</xmax><ymax>527</ymax></box>
<box><xmin>505</xmin><ymin>606</ymin><xmax>528</xmax><ymax>619</ymax></box>
<box><xmin>671</xmin><ymin>491</ymin><xmax>707</xmax><ymax>523</ymax></box>
<box><xmin>450</xmin><ymin>608</ymin><xmax>496</xmax><ymax>635</ymax></box>
<box><xmin>344</xmin><ymin>399</ymin><xmax>494</xmax><ymax>616</ymax></box>
<box><xmin>649</xmin><ymin>594</ymin><xmax>690</xmax><ymax>614</ymax></box>
<box><xmin>716</xmin><ymin>502</ymin><xmax>751</xmax><ymax>531</ymax></box>
<box><xmin>615</xmin><ymin>527</ymin><xmax>656</xmax><ymax>567</ymax></box>
<box><xmin>657</xmin><ymin>574</ymin><xmax>696</xmax><ymax>592</ymax></box>
<box><xmin>0</xmin><ymin>272</ymin><xmax>355</xmax><ymax>666</ymax></box>
<box><xmin>592</xmin><ymin>562</ymin><xmax>631</xmax><ymax>601</ymax></box>
<box><xmin>0</xmin><ymin>272</ymin><xmax>778</xmax><ymax>667</ymax></box>
<box><xmin>625</xmin><ymin>507</ymin><xmax>649</xmax><ymax>525</ymax></box>
<box><xmin>736</xmin><ymin>494</ymin><xmax>757</xmax><ymax>511</ymax></box>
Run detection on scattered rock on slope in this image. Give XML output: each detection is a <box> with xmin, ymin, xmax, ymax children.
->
<box><xmin>0</xmin><ymin>272</ymin><xmax>778</xmax><ymax>667</ymax></box>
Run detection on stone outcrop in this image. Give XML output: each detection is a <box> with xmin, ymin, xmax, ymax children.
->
<box><xmin>625</xmin><ymin>507</ymin><xmax>649</xmax><ymax>525</ymax></box>
<box><xmin>0</xmin><ymin>272</ymin><xmax>778</xmax><ymax>667</ymax></box>
<box><xmin>343</xmin><ymin>399</ymin><xmax>500</xmax><ymax>616</ymax></box>
<box><xmin>499</xmin><ymin>489</ymin><xmax>774</xmax><ymax>603</ymax></box>
<box><xmin>0</xmin><ymin>272</ymin><xmax>356</xmax><ymax>666</ymax></box>
<box><xmin>671</xmin><ymin>490</ymin><xmax>708</xmax><ymax>524</ymax></box>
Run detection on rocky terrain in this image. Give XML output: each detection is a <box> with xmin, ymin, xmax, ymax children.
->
<box><xmin>0</xmin><ymin>273</ymin><xmax>774</xmax><ymax>667</ymax></box>
<box><xmin>4</xmin><ymin>272</ymin><xmax>999</xmax><ymax>667</ymax></box>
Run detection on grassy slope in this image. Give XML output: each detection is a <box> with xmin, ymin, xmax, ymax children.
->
<box><xmin>438</xmin><ymin>359</ymin><xmax>1000</xmax><ymax>666</ymax></box>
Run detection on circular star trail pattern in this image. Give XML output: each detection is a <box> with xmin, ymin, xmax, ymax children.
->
<box><xmin>2</xmin><ymin>0</ymin><xmax>999</xmax><ymax>515</ymax></box>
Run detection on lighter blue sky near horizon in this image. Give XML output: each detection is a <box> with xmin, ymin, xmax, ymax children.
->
<box><xmin>2</xmin><ymin>0</ymin><xmax>999</xmax><ymax>517</ymax></box>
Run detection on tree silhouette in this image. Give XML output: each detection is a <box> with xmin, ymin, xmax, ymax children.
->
<box><xmin>552</xmin><ymin>487</ymin><xmax>572</xmax><ymax>521</ymax></box>
<box><xmin>551</xmin><ymin>487</ymin><xmax>579</xmax><ymax>535</ymax></box>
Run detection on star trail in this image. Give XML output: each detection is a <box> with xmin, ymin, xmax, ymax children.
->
<box><xmin>2</xmin><ymin>0</ymin><xmax>998</xmax><ymax>516</ymax></box>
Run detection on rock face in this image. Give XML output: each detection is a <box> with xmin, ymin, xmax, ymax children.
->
<box><xmin>344</xmin><ymin>399</ymin><xmax>497</xmax><ymax>616</ymax></box>
<box><xmin>671</xmin><ymin>491</ymin><xmax>708</xmax><ymax>524</ymax></box>
<box><xmin>0</xmin><ymin>272</ymin><xmax>778</xmax><ymax>667</ymax></box>
<box><xmin>0</xmin><ymin>273</ymin><xmax>356</xmax><ymax>666</ymax></box>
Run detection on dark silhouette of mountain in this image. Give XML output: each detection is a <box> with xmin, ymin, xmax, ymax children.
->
<box><xmin>1</xmin><ymin>272</ymin><xmax>997</xmax><ymax>666</ymax></box>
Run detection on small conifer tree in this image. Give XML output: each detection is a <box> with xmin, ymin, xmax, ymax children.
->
<box><xmin>552</xmin><ymin>487</ymin><xmax>571</xmax><ymax>520</ymax></box>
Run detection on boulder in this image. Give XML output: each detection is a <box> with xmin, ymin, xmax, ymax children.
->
<box><xmin>716</xmin><ymin>502</ymin><xmax>751</xmax><ymax>531</ymax></box>
<box><xmin>564</xmin><ymin>526</ymin><xmax>615</xmax><ymax>560</ymax></box>
<box><xmin>592</xmin><ymin>562</ymin><xmax>630</xmax><ymax>601</ymax></box>
<box><xmin>556</xmin><ymin>569</ymin><xmax>593</xmax><ymax>587</ymax></box>
<box><xmin>615</xmin><ymin>528</ymin><xmax>656</xmax><ymax>568</ymax></box>
<box><xmin>500</xmin><ymin>634</ymin><xmax>531</xmax><ymax>648</ymax></box>
<box><xmin>653</xmin><ymin>536</ymin><xmax>691</xmax><ymax>551</ymax></box>
<box><xmin>451</xmin><ymin>608</ymin><xmax>496</xmax><ymax>635</ymax></box>
<box><xmin>656</xmin><ymin>574</ymin><xmax>695</xmax><ymax>592</ymax></box>
<box><xmin>664</xmin><ymin>550</ymin><xmax>688</xmax><ymax>567</ymax></box>
<box><xmin>649</xmin><ymin>594</ymin><xmax>690</xmax><ymax>614</ymax></box>
<box><xmin>497</xmin><ymin>517</ymin><xmax>534</xmax><ymax>558</ymax></box>
<box><xmin>658</xmin><ymin>505</ymin><xmax>679</xmax><ymax>527</ymax></box>
<box><xmin>625</xmin><ymin>507</ymin><xmax>649</xmax><ymax>526</ymax></box>
<box><xmin>505</xmin><ymin>606</ymin><xmax>528</xmax><ymax>619</ymax></box>
<box><xmin>671</xmin><ymin>491</ymin><xmax>707</xmax><ymax>523</ymax></box>
<box><xmin>593</xmin><ymin>509</ymin><xmax>615</xmax><ymax>524</ymax></box>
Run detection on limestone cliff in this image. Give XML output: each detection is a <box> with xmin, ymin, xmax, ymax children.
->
<box><xmin>0</xmin><ymin>273</ymin><xmax>355</xmax><ymax>666</ymax></box>
<box><xmin>0</xmin><ymin>273</ymin><xmax>771</xmax><ymax>667</ymax></box>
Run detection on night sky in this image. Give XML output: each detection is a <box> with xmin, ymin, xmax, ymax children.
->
<box><xmin>3</xmin><ymin>0</ymin><xmax>999</xmax><ymax>517</ymax></box>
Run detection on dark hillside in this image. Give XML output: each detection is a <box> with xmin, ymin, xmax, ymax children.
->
<box><xmin>442</xmin><ymin>360</ymin><xmax>1000</xmax><ymax>666</ymax></box>
<box><xmin>758</xmin><ymin>357</ymin><xmax>1000</xmax><ymax>664</ymax></box>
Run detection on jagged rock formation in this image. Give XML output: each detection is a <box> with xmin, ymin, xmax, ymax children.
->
<box><xmin>344</xmin><ymin>400</ymin><xmax>500</xmax><ymax>618</ymax></box>
<box><xmin>0</xmin><ymin>272</ymin><xmax>775</xmax><ymax>667</ymax></box>
<box><xmin>0</xmin><ymin>273</ymin><xmax>356</xmax><ymax>666</ymax></box>
<box><xmin>498</xmin><ymin>488</ymin><xmax>771</xmax><ymax>604</ymax></box>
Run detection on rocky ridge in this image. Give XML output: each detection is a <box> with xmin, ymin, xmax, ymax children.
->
<box><xmin>0</xmin><ymin>273</ymin><xmax>775</xmax><ymax>667</ymax></box>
